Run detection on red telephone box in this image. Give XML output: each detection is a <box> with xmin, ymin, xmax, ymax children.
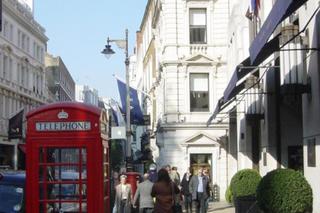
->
<box><xmin>26</xmin><ymin>102</ymin><xmax>110</xmax><ymax>213</ymax></box>
<box><xmin>125</xmin><ymin>172</ymin><xmax>141</xmax><ymax>197</ymax></box>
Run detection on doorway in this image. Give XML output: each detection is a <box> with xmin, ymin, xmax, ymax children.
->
<box><xmin>288</xmin><ymin>145</ymin><xmax>303</xmax><ymax>172</ymax></box>
<box><xmin>190</xmin><ymin>154</ymin><xmax>212</xmax><ymax>176</ymax></box>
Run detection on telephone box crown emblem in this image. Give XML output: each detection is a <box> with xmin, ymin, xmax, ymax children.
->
<box><xmin>57</xmin><ymin>110</ymin><xmax>68</xmax><ymax>119</ymax></box>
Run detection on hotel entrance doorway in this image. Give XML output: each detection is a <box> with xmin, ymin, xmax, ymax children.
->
<box><xmin>190</xmin><ymin>154</ymin><xmax>212</xmax><ymax>176</ymax></box>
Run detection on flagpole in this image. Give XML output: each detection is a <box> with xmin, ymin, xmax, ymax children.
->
<box><xmin>124</xmin><ymin>29</ymin><xmax>132</xmax><ymax>169</ymax></box>
<box><xmin>102</xmin><ymin>29</ymin><xmax>133</xmax><ymax>171</ymax></box>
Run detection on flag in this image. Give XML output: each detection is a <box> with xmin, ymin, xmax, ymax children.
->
<box><xmin>109</xmin><ymin>99</ymin><xmax>125</xmax><ymax>126</ymax></box>
<box><xmin>246</xmin><ymin>0</ymin><xmax>260</xmax><ymax>19</ymax></box>
<box><xmin>251</xmin><ymin>0</ymin><xmax>260</xmax><ymax>16</ymax></box>
<box><xmin>8</xmin><ymin>109</ymin><xmax>24</xmax><ymax>140</ymax></box>
<box><xmin>117</xmin><ymin>79</ymin><xmax>144</xmax><ymax>125</ymax></box>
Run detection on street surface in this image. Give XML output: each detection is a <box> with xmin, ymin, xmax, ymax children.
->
<box><xmin>207</xmin><ymin>201</ymin><xmax>235</xmax><ymax>213</ymax></box>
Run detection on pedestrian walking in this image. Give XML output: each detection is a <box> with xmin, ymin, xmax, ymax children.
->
<box><xmin>164</xmin><ymin>164</ymin><xmax>171</xmax><ymax>173</ymax></box>
<box><xmin>203</xmin><ymin>168</ymin><xmax>212</xmax><ymax>212</ymax></box>
<box><xmin>189</xmin><ymin>168</ymin><xmax>210</xmax><ymax>213</ymax></box>
<box><xmin>151</xmin><ymin>168</ymin><xmax>180</xmax><ymax>213</ymax></box>
<box><xmin>170</xmin><ymin>166</ymin><xmax>182</xmax><ymax>212</ymax></box>
<box><xmin>148</xmin><ymin>163</ymin><xmax>158</xmax><ymax>183</ymax></box>
<box><xmin>170</xmin><ymin>166</ymin><xmax>181</xmax><ymax>185</ymax></box>
<box><xmin>133</xmin><ymin>173</ymin><xmax>154</xmax><ymax>213</ymax></box>
<box><xmin>181</xmin><ymin>168</ymin><xmax>192</xmax><ymax>213</ymax></box>
<box><xmin>114</xmin><ymin>175</ymin><xmax>133</xmax><ymax>213</ymax></box>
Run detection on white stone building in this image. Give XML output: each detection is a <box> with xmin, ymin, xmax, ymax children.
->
<box><xmin>299</xmin><ymin>0</ymin><xmax>320</xmax><ymax>211</ymax></box>
<box><xmin>132</xmin><ymin>0</ymin><xmax>230</xmax><ymax>199</ymax></box>
<box><xmin>213</xmin><ymin>0</ymin><xmax>320</xmax><ymax>210</ymax></box>
<box><xmin>0</xmin><ymin>0</ymin><xmax>48</xmax><ymax>169</ymax></box>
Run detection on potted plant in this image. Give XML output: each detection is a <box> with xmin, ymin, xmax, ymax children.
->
<box><xmin>256</xmin><ymin>169</ymin><xmax>313</xmax><ymax>213</ymax></box>
<box><xmin>230</xmin><ymin>169</ymin><xmax>261</xmax><ymax>213</ymax></box>
<box><xmin>225</xmin><ymin>185</ymin><xmax>233</xmax><ymax>204</ymax></box>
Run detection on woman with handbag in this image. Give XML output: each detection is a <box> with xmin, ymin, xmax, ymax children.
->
<box><xmin>151</xmin><ymin>168</ymin><xmax>180</xmax><ymax>213</ymax></box>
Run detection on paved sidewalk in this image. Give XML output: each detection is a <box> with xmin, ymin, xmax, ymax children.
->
<box><xmin>207</xmin><ymin>201</ymin><xmax>235</xmax><ymax>213</ymax></box>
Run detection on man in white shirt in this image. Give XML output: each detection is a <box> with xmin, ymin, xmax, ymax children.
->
<box><xmin>189</xmin><ymin>168</ymin><xmax>210</xmax><ymax>213</ymax></box>
<box><xmin>115</xmin><ymin>175</ymin><xmax>132</xmax><ymax>213</ymax></box>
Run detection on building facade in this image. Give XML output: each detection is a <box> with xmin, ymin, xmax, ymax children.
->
<box><xmin>212</xmin><ymin>0</ymin><xmax>320</xmax><ymax>210</ymax></box>
<box><xmin>133</xmin><ymin>0</ymin><xmax>230</xmax><ymax>199</ymax></box>
<box><xmin>0</xmin><ymin>0</ymin><xmax>48</xmax><ymax>169</ymax></box>
<box><xmin>45</xmin><ymin>53</ymin><xmax>75</xmax><ymax>102</ymax></box>
<box><xmin>75</xmin><ymin>84</ymin><xmax>99</xmax><ymax>106</ymax></box>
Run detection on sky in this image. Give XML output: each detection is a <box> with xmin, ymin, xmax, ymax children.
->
<box><xmin>34</xmin><ymin>0</ymin><xmax>148</xmax><ymax>100</ymax></box>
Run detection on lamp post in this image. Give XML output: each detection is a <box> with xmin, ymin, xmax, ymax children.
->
<box><xmin>102</xmin><ymin>29</ymin><xmax>132</xmax><ymax>169</ymax></box>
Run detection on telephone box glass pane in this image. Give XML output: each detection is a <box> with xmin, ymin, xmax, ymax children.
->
<box><xmin>45</xmin><ymin>201</ymin><xmax>87</xmax><ymax>212</ymax></box>
<box><xmin>81</xmin><ymin>148</ymin><xmax>87</xmax><ymax>164</ymax></box>
<box><xmin>48</xmin><ymin>166</ymin><xmax>87</xmax><ymax>181</ymax></box>
<box><xmin>45</xmin><ymin>148</ymin><xmax>80</xmax><ymax>163</ymax></box>
<box><xmin>38</xmin><ymin>147</ymin><xmax>87</xmax><ymax>213</ymax></box>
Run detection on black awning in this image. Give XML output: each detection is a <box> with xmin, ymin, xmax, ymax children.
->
<box><xmin>252</xmin><ymin>34</ymin><xmax>280</xmax><ymax>66</ymax></box>
<box><xmin>209</xmin><ymin>35</ymin><xmax>280</xmax><ymax>123</ymax></box>
<box><xmin>249</xmin><ymin>0</ymin><xmax>308</xmax><ymax>64</ymax></box>
<box><xmin>223</xmin><ymin>58</ymin><xmax>251</xmax><ymax>102</ymax></box>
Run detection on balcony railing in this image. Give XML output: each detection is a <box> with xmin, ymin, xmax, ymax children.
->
<box><xmin>244</xmin><ymin>75</ymin><xmax>264</xmax><ymax>120</ymax></box>
<box><xmin>279</xmin><ymin>25</ymin><xmax>310</xmax><ymax>95</ymax></box>
<box><xmin>190</xmin><ymin>44</ymin><xmax>208</xmax><ymax>55</ymax></box>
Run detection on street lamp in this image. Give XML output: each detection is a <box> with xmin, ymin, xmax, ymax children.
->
<box><xmin>101</xmin><ymin>29</ymin><xmax>132</xmax><ymax>170</ymax></box>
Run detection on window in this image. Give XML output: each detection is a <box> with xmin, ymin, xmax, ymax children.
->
<box><xmin>21</xmin><ymin>66</ymin><xmax>25</xmax><ymax>85</ymax></box>
<box><xmin>26</xmin><ymin>68</ymin><xmax>29</xmax><ymax>89</ymax></box>
<box><xmin>18</xmin><ymin>30</ymin><xmax>21</xmax><ymax>47</ymax></box>
<box><xmin>3</xmin><ymin>55</ymin><xmax>8</xmax><ymax>79</ymax></box>
<box><xmin>17</xmin><ymin>63</ymin><xmax>21</xmax><ymax>83</ymax></box>
<box><xmin>190</xmin><ymin>73</ymin><xmax>209</xmax><ymax>112</ymax></box>
<box><xmin>9</xmin><ymin>24</ymin><xmax>13</xmax><ymax>41</ymax></box>
<box><xmin>308</xmin><ymin>138</ymin><xmax>316</xmax><ymax>167</ymax></box>
<box><xmin>26</xmin><ymin>37</ymin><xmax>30</xmax><ymax>53</ymax></box>
<box><xmin>33</xmin><ymin>42</ymin><xmax>36</xmax><ymax>57</ymax></box>
<box><xmin>8</xmin><ymin>58</ymin><xmax>12</xmax><ymax>81</ymax></box>
<box><xmin>189</xmin><ymin>9</ymin><xmax>207</xmax><ymax>44</ymax></box>
<box><xmin>37</xmin><ymin>46</ymin><xmax>40</xmax><ymax>60</ymax></box>
<box><xmin>22</xmin><ymin>34</ymin><xmax>26</xmax><ymax>50</ymax></box>
<box><xmin>3</xmin><ymin>20</ymin><xmax>9</xmax><ymax>38</ymax></box>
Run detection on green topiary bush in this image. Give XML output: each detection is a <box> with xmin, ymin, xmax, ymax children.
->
<box><xmin>230</xmin><ymin>169</ymin><xmax>261</xmax><ymax>199</ymax></box>
<box><xmin>257</xmin><ymin>169</ymin><xmax>313</xmax><ymax>213</ymax></box>
<box><xmin>225</xmin><ymin>185</ymin><xmax>233</xmax><ymax>204</ymax></box>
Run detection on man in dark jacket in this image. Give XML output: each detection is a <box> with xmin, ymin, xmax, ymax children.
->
<box><xmin>181</xmin><ymin>168</ymin><xmax>192</xmax><ymax>213</ymax></box>
<box><xmin>189</xmin><ymin>168</ymin><xmax>210</xmax><ymax>213</ymax></box>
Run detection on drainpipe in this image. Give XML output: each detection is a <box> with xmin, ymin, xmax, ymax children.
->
<box><xmin>275</xmin><ymin>60</ymin><xmax>282</xmax><ymax>168</ymax></box>
<box><xmin>175</xmin><ymin>0</ymin><xmax>180</xmax><ymax>119</ymax></box>
<box><xmin>225</xmin><ymin>129</ymin><xmax>229</xmax><ymax>184</ymax></box>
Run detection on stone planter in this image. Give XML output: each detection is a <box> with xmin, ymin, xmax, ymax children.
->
<box><xmin>234</xmin><ymin>195</ymin><xmax>261</xmax><ymax>213</ymax></box>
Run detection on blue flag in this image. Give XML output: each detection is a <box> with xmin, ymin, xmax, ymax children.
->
<box><xmin>117</xmin><ymin>79</ymin><xmax>144</xmax><ymax>125</ymax></box>
<box><xmin>109</xmin><ymin>99</ymin><xmax>126</xmax><ymax>126</ymax></box>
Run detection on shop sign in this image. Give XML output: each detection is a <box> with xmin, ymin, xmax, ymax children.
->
<box><xmin>36</xmin><ymin>121</ymin><xmax>91</xmax><ymax>132</ymax></box>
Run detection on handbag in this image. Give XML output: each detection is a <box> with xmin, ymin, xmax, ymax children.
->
<box><xmin>171</xmin><ymin>182</ymin><xmax>183</xmax><ymax>213</ymax></box>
